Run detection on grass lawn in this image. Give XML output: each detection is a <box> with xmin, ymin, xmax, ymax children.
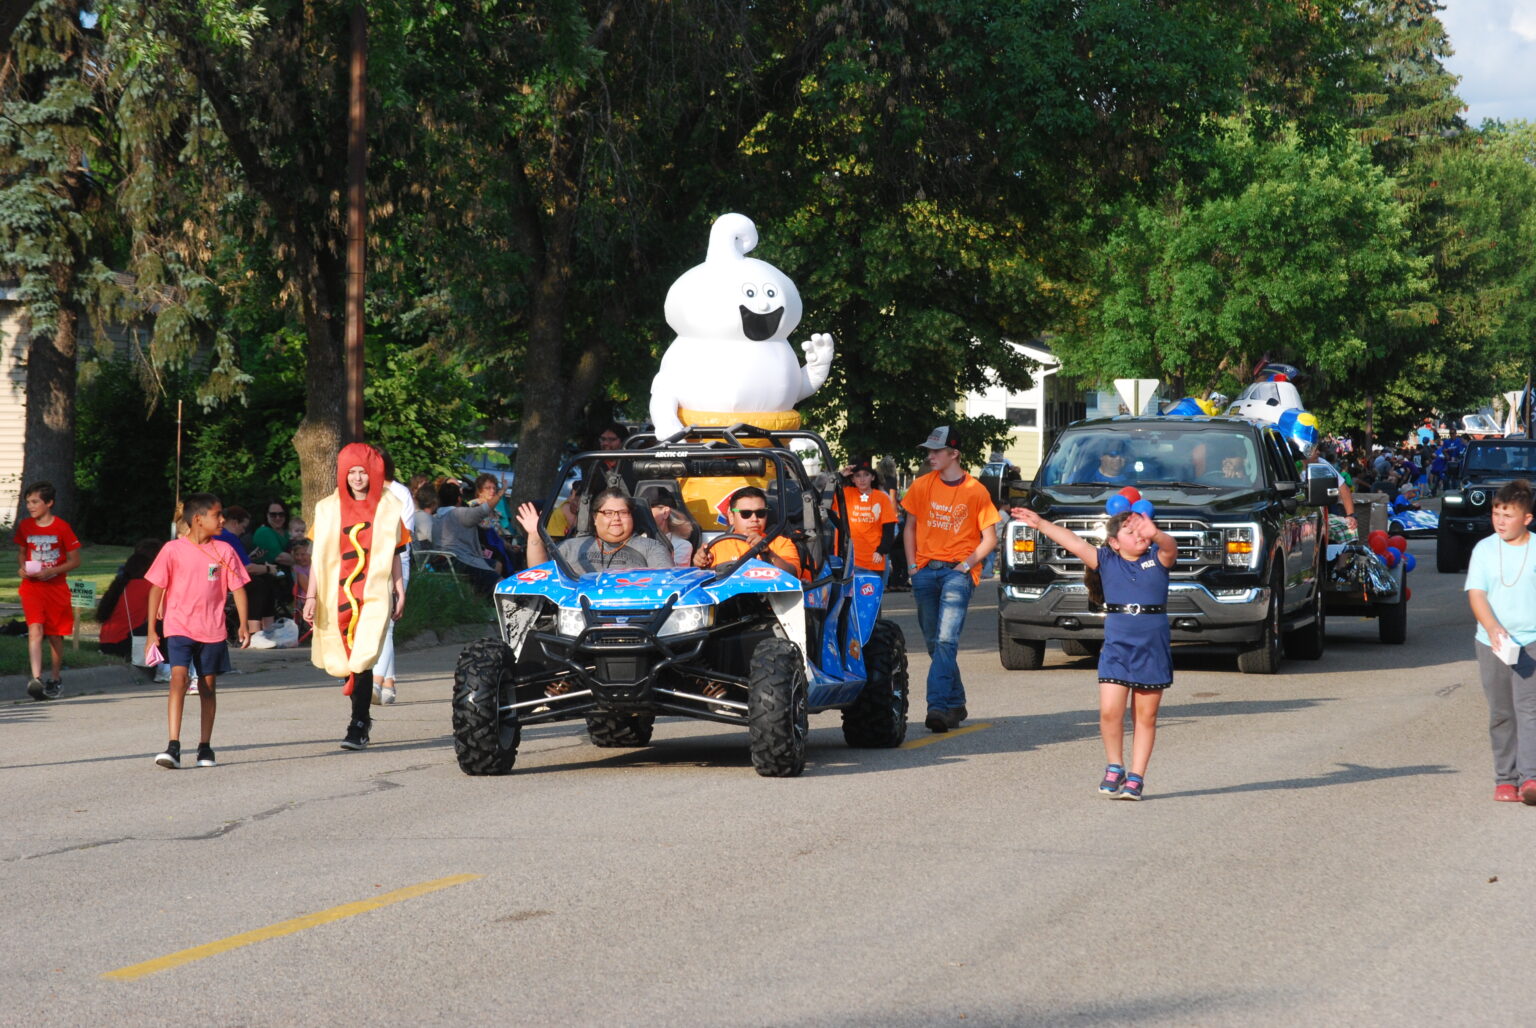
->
<box><xmin>1</xmin><ymin>543</ymin><xmax>135</xmax><ymax>606</ymax></box>
<box><xmin>1</xmin><ymin>544</ymin><xmax>135</xmax><ymax>675</ymax></box>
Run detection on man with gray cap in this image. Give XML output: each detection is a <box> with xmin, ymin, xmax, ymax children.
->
<box><xmin>903</xmin><ymin>425</ymin><xmax>999</xmax><ymax>732</ymax></box>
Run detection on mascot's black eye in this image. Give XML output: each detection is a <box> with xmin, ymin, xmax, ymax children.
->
<box><xmin>766</xmin><ymin>288</ymin><xmax>776</xmax><ymax>298</ymax></box>
<box><xmin>742</xmin><ymin>285</ymin><xmax>755</xmax><ymax>298</ymax></box>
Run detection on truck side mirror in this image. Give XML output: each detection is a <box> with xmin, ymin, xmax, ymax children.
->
<box><xmin>1305</xmin><ymin>474</ymin><xmax>1338</xmax><ymax>506</ymax></box>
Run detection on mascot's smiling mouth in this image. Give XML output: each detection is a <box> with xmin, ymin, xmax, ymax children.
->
<box><xmin>738</xmin><ymin>306</ymin><xmax>784</xmax><ymax>341</ymax></box>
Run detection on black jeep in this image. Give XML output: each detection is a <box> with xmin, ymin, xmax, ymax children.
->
<box><xmin>1436</xmin><ymin>438</ymin><xmax>1536</xmax><ymax>572</ymax></box>
<box><xmin>997</xmin><ymin>416</ymin><xmax>1335</xmax><ymax>674</ymax></box>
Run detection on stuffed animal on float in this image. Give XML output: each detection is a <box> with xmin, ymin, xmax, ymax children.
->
<box><xmin>1224</xmin><ymin>363</ymin><xmax>1319</xmax><ymax>457</ymax></box>
<box><xmin>648</xmin><ymin>213</ymin><xmax>835</xmax><ymax>439</ymax></box>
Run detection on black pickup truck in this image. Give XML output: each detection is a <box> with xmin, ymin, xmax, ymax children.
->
<box><xmin>996</xmin><ymin>416</ymin><xmax>1336</xmax><ymax>674</ymax></box>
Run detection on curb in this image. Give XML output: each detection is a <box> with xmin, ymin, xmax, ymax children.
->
<box><xmin>0</xmin><ymin>624</ymin><xmax>495</xmax><ymax>705</ymax></box>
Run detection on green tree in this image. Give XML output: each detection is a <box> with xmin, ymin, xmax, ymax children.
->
<box><xmin>1053</xmin><ymin>124</ymin><xmax>1430</xmax><ymax>400</ymax></box>
<box><xmin>0</xmin><ymin>0</ymin><xmax>130</xmax><ymax>521</ymax></box>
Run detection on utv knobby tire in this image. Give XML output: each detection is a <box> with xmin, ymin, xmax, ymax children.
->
<box><xmin>841</xmin><ymin>619</ymin><xmax>909</xmax><ymax>748</ymax></box>
<box><xmin>586</xmin><ymin>713</ymin><xmax>656</xmax><ymax>748</ymax></box>
<box><xmin>998</xmin><ymin>615</ymin><xmax>1045</xmax><ymax>670</ymax></box>
<box><xmin>748</xmin><ymin>638</ymin><xmax>809</xmax><ymax>777</ymax></box>
<box><xmin>452</xmin><ymin>638</ymin><xmax>520</xmax><ymax>775</ymax></box>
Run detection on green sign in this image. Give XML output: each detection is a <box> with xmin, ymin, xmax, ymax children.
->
<box><xmin>69</xmin><ymin>579</ymin><xmax>97</xmax><ymax>608</ymax></box>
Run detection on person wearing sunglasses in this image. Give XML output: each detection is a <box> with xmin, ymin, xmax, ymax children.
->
<box><xmin>517</xmin><ymin>487</ymin><xmax>672</xmax><ymax>574</ymax></box>
<box><xmin>694</xmin><ymin>486</ymin><xmax>805</xmax><ymax>579</ymax></box>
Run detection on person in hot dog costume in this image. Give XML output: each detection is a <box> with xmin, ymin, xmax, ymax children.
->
<box><xmin>302</xmin><ymin>442</ymin><xmax>409</xmax><ymax>751</ymax></box>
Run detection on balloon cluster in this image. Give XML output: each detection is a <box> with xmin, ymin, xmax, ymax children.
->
<box><xmin>1161</xmin><ymin>396</ymin><xmax>1219</xmax><ymax>417</ymax></box>
<box><xmin>1106</xmin><ymin>486</ymin><xmax>1155</xmax><ymax>519</ymax></box>
<box><xmin>1367</xmin><ymin>529</ymin><xmax>1416</xmax><ymax>576</ymax></box>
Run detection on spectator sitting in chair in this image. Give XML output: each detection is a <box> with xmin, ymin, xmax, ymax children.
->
<box><xmin>517</xmin><ymin>487</ymin><xmax>672</xmax><ymax>574</ymax></box>
<box><xmin>431</xmin><ymin>480</ymin><xmax>501</xmax><ymax>594</ymax></box>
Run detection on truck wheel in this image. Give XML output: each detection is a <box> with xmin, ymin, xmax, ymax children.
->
<box><xmin>1435</xmin><ymin>528</ymin><xmax>1462</xmax><ymax>573</ymax></box>
<box><xmin>1061</xmin><ymin>639</ymin><xmax>1102</xmax><ymax>658</ymax></box>
<box><xmin>1237</xmin><ymin>574</ymin><xmax>1283</xmax><ymax>675</ymax></box>
<box><xmin>1378</xmin><ymin>596</ymin><xmax>1408</xmax><ymax>644</ymax></box>
<box><xmin>748</xmin><ymin>638</ymin><xmax>809</xmax><ymax>777</ymax></box>
<box><xmin>1284</xmin><ymin>584</ymin><xmax>1326</xmax><ymax>660</ymax></box>
<box><xmin>586</xmin><ymin>714</ymin><xmax>656</xmax><ymax>748</ymax></box>
<box><xmin>998</xmin><ymin>615</ymin><xmax>1045</xmax><ymax>670</ymax></box>
<box><xmin>842</xmin><ymin>619</ymin><xmax>909</xmax><ymax>748</ymax></box>
<box><xmin>452</xmin><ymin>638</ymin><xmax>521</xmax><ymax>775</ymax></box>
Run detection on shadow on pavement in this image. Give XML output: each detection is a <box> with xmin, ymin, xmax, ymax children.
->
<box><xmin>1151</xmin><ymin>761</ymin><xmax>1455</xmax><ymax>801</ymax></box>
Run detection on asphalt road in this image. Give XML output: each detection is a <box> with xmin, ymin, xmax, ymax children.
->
<box><xmin>2</xmin><ymin>541</ymin><xmax>1531</xmax><ymax>1026</ymax></box>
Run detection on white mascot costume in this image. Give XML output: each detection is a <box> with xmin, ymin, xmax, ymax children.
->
<box><xmin>649</xmin><ymin>213</ymin><xmax>835</xmax><ymax>438</ymax></box>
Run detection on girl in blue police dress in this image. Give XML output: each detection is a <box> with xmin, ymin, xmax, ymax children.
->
<box><xmin>1011</xmin><ymin>507</ymin><xmax>1177</xmax><ymax>800</ymax></box>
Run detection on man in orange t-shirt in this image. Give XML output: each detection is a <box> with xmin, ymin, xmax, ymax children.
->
<box><xmin>903</xmin><ymin>425</ymin><xmax>999</xmax><ymax>733</ymax></box>
<box><xmin>840</xmin><ymin>460</ymin><xmax>898</xmax><ymax>577</ymax></box>
<box><xmin>694</xmin><ymin>486</ymin><xmax>807</xmax><ymax>580</ymax></box>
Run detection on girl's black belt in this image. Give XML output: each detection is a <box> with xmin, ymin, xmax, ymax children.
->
<box><xmin>1104</xmin><ymin>603</ymin><xmax>1165</xmax><ymax>614</ymax></box>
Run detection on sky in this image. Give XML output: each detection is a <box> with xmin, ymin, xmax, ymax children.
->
<box><xmin>1439</xmin><ymin>0</ymin><xmax>1536</xmax><ymax>126</ymax></box>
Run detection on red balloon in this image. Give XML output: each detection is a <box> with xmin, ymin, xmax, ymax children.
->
<box><xmin>1404</xmin><ymin>586</ymin><xmax>1412</xmax><ymax>602</ymax></box>
<box><xmin>1118</xmin><ymin>486</ymin><xmax>1141</xmax><ymax>503</ymax></box>
<box><xmin>1383</xmin><ymin>550</ymin><xmax>1398</xmax><ymax>568</ymax></box>
<box><xmin>1389</xmin><ymin>535</ymin><xmax>1409</xmax><ymax>554</ymax></box>
<box><xmin>1368</xmin><ymin>535</ymin><xmax>1388</xmax><ymax>555</ymax></box>
<box><xmin>1367</xmin><ymin>530</ymin><xmax>1388</xmax><ymax>546</ymax></box>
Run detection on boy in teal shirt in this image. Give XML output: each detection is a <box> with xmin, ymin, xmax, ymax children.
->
<box><xmin>1465</xmin><ymin>479</ymin><xmax>1536</xmax><ymax>804</ymax></box>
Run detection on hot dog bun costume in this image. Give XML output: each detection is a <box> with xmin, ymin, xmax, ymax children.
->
<box><xmin>310</xmin><ymin>442</ymin><xmax>407</xmax><ymax>681</ymax></box>
<box><xmin>648</xmin><ymin>213</ymin><xmax>835</xmax><ymax>439</ymax></box>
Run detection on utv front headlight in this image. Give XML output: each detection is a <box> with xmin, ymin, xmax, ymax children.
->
<box><xmin>660</xmin><ymin>605</ymin><xmax>714</xmax><ymax>637</ymax></box>
<box><xmin>556</xmin><ymin>606</ymin><xmax>586</xmax><ymax>638</ymax></box>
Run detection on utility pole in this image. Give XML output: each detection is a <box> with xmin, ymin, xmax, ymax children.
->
<box><xmin>344</xmin><ymin>1</ymin><xmax>367</xmax><ymax>442</ymax></box>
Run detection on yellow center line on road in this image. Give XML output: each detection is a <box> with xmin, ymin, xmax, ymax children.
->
<box><xmin>103</xmin><ymin>873</ymin><xmax>482</xmax><ymax>982</ymax></box>
<box><xmin>900</xmin><ymin>721</ymin><xmax>994</xmax><ymax>749</ymax></box>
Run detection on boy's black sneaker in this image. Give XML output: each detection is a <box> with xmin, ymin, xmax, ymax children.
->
<box><xmin>340</xmin><ymin>720</ymin><xmax>370</xmax><ymax>750</ymax></box>
<box><xmin>155</xmin><ymin>741</ymin><xmax>181</xmax><ymax>769</ymax></box>
<box><xmin>27</xmin><ymin>677</ymin><xmax>59</xmax><ymax>701</ymax></box>
<box><xmin>196</xmin><ymin>743</ymin><xmax>217</xmax><ymax>768</ymax></box>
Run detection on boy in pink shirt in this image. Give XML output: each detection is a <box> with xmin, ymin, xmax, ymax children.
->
<box><xmin>144</xmin><ymin>493</ymin><xmax>251</xmax><ymax>769</ymax></box>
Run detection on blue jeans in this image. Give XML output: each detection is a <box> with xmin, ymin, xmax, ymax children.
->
<box><xmin>912</xmin><ymin>565</ymin><xmax>976</xmax><ymax>712</ymax></box>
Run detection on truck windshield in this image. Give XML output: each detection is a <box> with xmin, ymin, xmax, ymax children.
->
<box><xmin>1038</xmin><ymin>425</ymin><xmax>1263</xmax><ymax>499</ymax></box>
<box><xmin>1466</xmin><ymin>445</ymin><xmax>1536</xmax><ymax>475</ymax></box>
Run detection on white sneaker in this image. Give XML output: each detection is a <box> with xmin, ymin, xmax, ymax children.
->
<box><xmin>187</xmin><ymin>677</ymin><xmax>199</xmax><ymax>695</ymax></box>
<box><xmin>381</xmin><ymin>685</ymin><xmax>396</xmax><ymax>704</ymax></box>
<box><xmin>371</xmin><ymin>682</ymin><xmax>383</xmax><ymax>706</ymax></box>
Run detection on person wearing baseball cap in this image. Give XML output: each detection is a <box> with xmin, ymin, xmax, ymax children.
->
<box><xmin>904</xmin><ymin>425</ymin><xmax>999</xmax><ymax>732</ymax></box>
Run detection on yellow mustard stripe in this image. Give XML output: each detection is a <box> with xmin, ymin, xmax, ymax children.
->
<box><xmin>900</xmin><ymin>721</ymin><xmax>993</xmax><ymax>750</ymax></box>
<box><xmin>341</xmin><ymin>522</ymin><xmax>368</xmax><ymax>649</ymax></box>
<box><xmin>102</xmin><ymin>873</ymin><xmax>481</xmax><ymax>981</ymax></box>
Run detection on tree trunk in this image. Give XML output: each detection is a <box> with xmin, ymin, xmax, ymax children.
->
<box><xmin>18</xmin><ymin>301</ymin><xmax>79</xmax><ymax>525</ymax></box>
<box><xmin>291</xmin><ymin>245</ymin><xmax>347</xmax><ymax>523</ymax></box>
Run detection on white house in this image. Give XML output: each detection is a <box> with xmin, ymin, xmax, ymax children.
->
<box><xmin>962</xmin><ymin>338</ymin><xmax>1118</xmax><ymax>480</ymax></box>
<box><xmin>1</xmin><ymin>284</ymin><xmax>28</xmax><ymax>524</ymax></box>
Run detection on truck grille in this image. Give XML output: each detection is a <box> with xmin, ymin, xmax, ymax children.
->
<box><xmin>1046</xmin><ymin>518</ymin><xmax>1224</xmax><ymax>580</ymax></box>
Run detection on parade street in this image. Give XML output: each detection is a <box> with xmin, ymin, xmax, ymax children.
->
<box><xmin>2</xmin><ymin>542</ymin><xmax>1531</xmax><ymax>1027</ymax></box>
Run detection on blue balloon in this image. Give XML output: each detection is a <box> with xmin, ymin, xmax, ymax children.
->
<box><xmin>1403</xmin><ymin>552</ymin><xmax>1417</xmax><ymax>573</ymax></box>
<box><xmin>1385</xmin><ymin>546</ymin><xmax>1402</xmax><ymax>567</ymax></box>
<box><xmin>1105</xmin><ymin>494</ymin><xmax>1131</xmax><ymax>516</ymax></box>
<box><xmin>1131</xmin><ymin>499</ymin><xmax>1155</xmax><ymax>518</ymax></box>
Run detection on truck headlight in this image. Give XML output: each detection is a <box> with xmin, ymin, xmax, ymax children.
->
<box><xmin>1223</xmin><ymin>525</ymin><xmax>1261</xmax><ymax>569</ymax></box>
<box><xmin>1007</xmin><ymin>524</ymin><xmax>1037</xmax><ymax>566</ymax></box>
<box><xmin>1443</xmin><ymin>494</ymin><xmax>1462</xmax><ymax>505</ymax></box>
<box><xmin>556</xmin><ymin>606</ymin><xmax>585</xmax><ymax>637</ymax></box>
<box><xmin>660</xmin><ymin>605</ymin><xmax>714</xmax><ymax>637</ymax></box>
